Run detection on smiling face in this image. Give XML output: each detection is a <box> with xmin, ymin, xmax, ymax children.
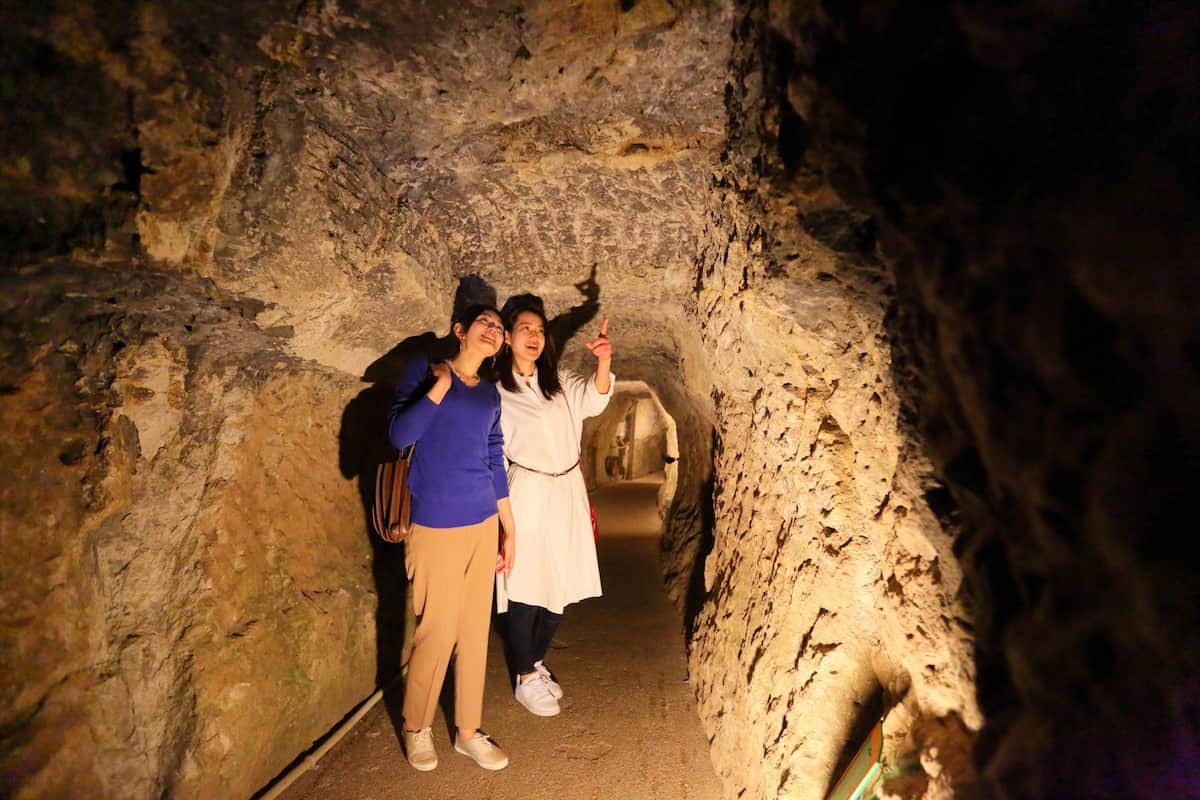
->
<box><xmin>506</xmin><ymin>309</ymin><xmax>546</xmax><ymax>371</ymax></box>
<box><xmin>456</xmin><ymin>308</ymin><xmax>504</xmax><ymax>357</ymax></box>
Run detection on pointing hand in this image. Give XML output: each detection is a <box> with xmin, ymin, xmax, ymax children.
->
<box><xmin>585</xmin><ymin>317</ymin><xmax>612</xmax><ymax>361</ymax></box>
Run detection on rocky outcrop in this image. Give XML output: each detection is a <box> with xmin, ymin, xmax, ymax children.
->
<box><xmin>677</xmin><ymin>9</ymin><xmax>979</xmax><ymax>797</ymax></box>
<box><xmin>0</xmin><ymin>266</ymin><xmax>379</xmax><ymax>799</ymax></box>
<box><xmin>689</xmin><ymin>195</ymin><xmax>979</xmax><ymax>798</ymax></box>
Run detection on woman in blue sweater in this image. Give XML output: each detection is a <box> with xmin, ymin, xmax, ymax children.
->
<box><xmin>387</xmin><ymin>304</ymin><xmax>515</xmax><ymax>772</ymax></box>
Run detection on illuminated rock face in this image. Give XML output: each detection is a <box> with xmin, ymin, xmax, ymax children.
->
<box><xmin>680</xmin><ymin>16</ymin><xmax>978</xmax><ymax>797</ymax></box>
<box><xmin>0</xmin><ymin>267</ymin><xmax>380</xmax><ymax>800</ymax></box>
<box><xmin>4</xmin><ymin>2</ymin><xmax>1197</xmax><ymax>799</ymax></box>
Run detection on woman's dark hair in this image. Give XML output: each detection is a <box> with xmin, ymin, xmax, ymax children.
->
<box><xmin>453</xmin><ymin>303</ymin><xmax>503</xmax><ymax>382</ymax></box>
<box><xmin>497</xmin><ymin>294</ymin><xmax>562</xmax><ymax>398</ymax></box>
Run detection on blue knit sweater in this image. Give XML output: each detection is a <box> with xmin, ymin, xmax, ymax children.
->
<box><xmin>387</xmin><ymin>356</ymin><xmax>509</xmax><ymax>528</ymax></box>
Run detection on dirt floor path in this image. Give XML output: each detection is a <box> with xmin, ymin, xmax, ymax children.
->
<box><xmin>276</xmin><ymin>478</ymin><xmax>723</xmax><ymax>800</ymax></box>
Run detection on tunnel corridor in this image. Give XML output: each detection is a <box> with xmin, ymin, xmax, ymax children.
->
<box><xmin>2</xmin><ymin>2</ymin><xmax>1198</xmax><ymax>800</ymax></box>
<box><xmin>271</xmin><ymin>478</ymin><xmax>720</xmax><ymax>800</ymax></box>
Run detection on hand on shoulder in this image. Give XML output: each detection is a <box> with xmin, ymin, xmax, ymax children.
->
<box><xmin>426</xmin><ymin>360</ymin><xmax>452</xmax><ymax>403</ymax></box>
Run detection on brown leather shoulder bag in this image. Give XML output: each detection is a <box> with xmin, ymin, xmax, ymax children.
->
<box><xmin>372</xmin><ymin>444</ymin><xmax>414</xmax><ymax>543</ymax></box>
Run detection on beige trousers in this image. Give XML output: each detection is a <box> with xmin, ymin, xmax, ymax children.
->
<box><xmin>403</xmin><ymin>514</ymin><xmax>497</xmax><ymax>732</ymax></box>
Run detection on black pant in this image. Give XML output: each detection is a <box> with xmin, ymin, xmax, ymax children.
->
<box><xmin>507</xmin><ymin>600</ymin><xmax>563</xmax><ymax>676</ymax></box>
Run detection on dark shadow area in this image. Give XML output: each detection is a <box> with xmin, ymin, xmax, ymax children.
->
<box><xmin>545</xmin><ymin>263</ymin><xmax>602</xmax><ymax>353</ymax></box>
<box><xmin>433</xmin><ymin>670</ymin><xmax>460</xmax><ymax>742</ymax></box>
<box><xmin>766</xmin><ymin>2</ymin><xmax>1200</xmax><ymax>796</ymax></box>
<box><xmin>823</xmin><ymin>684</ymin><xmax>885</xmax><ymax>799</ymax></box>
<box><xmin>491</xmin><ymin>609</ymin><xmax>516</xmax><ymax>691</ymax></box>
<box><xmin>361</xmin><ymin>275</ymin><xmax>497</xmax><ymax>384</ymax></box>
<box><xmin>681</xmin><ymin>474</ymin><xmax>716</xmax><ymax>642</ymax></box>
<box><xmin>337</xmin><ymin>275</ymin><xmax>497</xmax><ymax>745</ymax></box>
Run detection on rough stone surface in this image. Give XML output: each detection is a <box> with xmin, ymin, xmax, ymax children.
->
<box><xmin>678</xmin><ymin>10</ymin><xmax>979</xmax><ymax>796</ymax></box>
<box><xmin>0</xmin><ymin>265</ymin><xmax>377</xmax><ymax>800</ymax></box>
<box><xmin>4</xmin><ymin>1</ymin><xmax>1196</xmax><ymax>799</ymax></box>
<box><xmin>766</xmin><ymin>1</ymin><xmax>1200</xmax><ymax>797</ymax></box>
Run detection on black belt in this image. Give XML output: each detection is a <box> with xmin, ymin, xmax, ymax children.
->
<box><xmin>507</xmin><ymin>457</ymin><xmax>580</xmax><ymax>477</ymax></box>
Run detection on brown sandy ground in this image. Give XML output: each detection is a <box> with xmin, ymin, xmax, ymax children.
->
<box><xmin>275</xmin><ymin>478</ymin><xmax>722</xmax><ymax>800</ymax></box>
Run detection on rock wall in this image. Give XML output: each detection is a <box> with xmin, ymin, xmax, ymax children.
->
<box><xmin>628</xmin><ymin>398</ymin><xmax>669</xmax><ymax>479</ymax></box>
<box><xmin>0</xmin><ymin>266</ymin><xmax>380</xmax><ymax>800</ymax></box>
<box><xmin>581</xmin><ymin>384</ymin><xmax>678</xmax><ymax>520</ymax></box>
<box><xmin>583</xmin><ymin>391</ymin><xmax>638</xmax><ymax>485</ymax></box>
<box><xmin>679</xmin><ymin>7</ymin><xmax>979</xmax><ymax>797</ymax></box>
<box><xmin>765</xmin><ymin>1</ymin><xmax>1200</xmax><ymax>797</ymax></box>
<box><xmin>689</xmin><ymin>203</ymin><xmax>980</xmax><ymax>798</ymax></box>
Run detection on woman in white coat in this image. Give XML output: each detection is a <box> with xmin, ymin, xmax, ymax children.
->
<box><xmin>494</xmin><ymin>294</ymin><xmax>613</xmax><ymax>717</ymax></box>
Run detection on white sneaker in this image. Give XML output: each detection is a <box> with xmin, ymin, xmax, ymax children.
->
<box><xmin>403</xmin><ymin>727</ymin><xmax>437</xmax><ymax>772</ymax></box>
<box><xmin>534</xmin><ymin>660</ymin><xmax>563</xmax><ymax>699</ymax></box>
<box><xmin>454</xmin><ymin>731</ymin><xmax>509</xmax><ymax>770</ymax></box>
<box><xmin>515</xmin><ymin>672</ymin><xmax>561</xmax><ymax>716</ymax></box>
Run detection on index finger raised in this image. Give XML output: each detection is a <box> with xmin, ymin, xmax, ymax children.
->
<box><xmin>599</xmin><ymin>316</ymin><xmax>609</xmax><ymax>337</ymax></box>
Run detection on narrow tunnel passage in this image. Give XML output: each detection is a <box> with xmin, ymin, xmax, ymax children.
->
<box><xmin>582</xmin><ymin>380</ymin><xmax>681</xmax><ymax>521</ymax></box>
<box><xmin>2</xmin><ymin>1</ymin><xmax>1197</xmax><ymax>799</ymax></box>
<box><xmin>273</xmin><ymin>479</ymin><xmax>720</xmax><ymax>800</ymax></box>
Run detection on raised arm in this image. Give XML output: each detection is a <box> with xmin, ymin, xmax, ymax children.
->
<box><xmin>586</xmin><ymin>316</ymin><xmax>612</xmax><ymax>395</ymax></box>
<box><xmin>576</xmin><ymin>316</ymin><xmax>614</xmax><ymax>417</ymax></box>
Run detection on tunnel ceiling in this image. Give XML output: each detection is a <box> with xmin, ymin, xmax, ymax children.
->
<box><xmin>3</xmin><ymin>0</ymin><xmax>736</xmax><ymax>374</ymax></box>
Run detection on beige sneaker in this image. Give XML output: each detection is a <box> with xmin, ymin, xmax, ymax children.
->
<box><xmin>403</xmin><ymin>727</ymin><xmax>437</xmax><ymax>772</ymax></box>
<box><xmin>454</xmin><ymin>731</ymin><xmax>509</xmax><ymax>770</ymax></box>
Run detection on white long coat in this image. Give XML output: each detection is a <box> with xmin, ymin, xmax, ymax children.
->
<box><xmin>496</xmin><ymin>368</ymin><xmax>614</xmax><ymax>614</ymax></box>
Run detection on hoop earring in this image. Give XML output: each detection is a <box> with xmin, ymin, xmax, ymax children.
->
<box><xmin>487</xmin><ymin>355</ymin><xmax>497</xmax><ymax>368</ymax></box>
